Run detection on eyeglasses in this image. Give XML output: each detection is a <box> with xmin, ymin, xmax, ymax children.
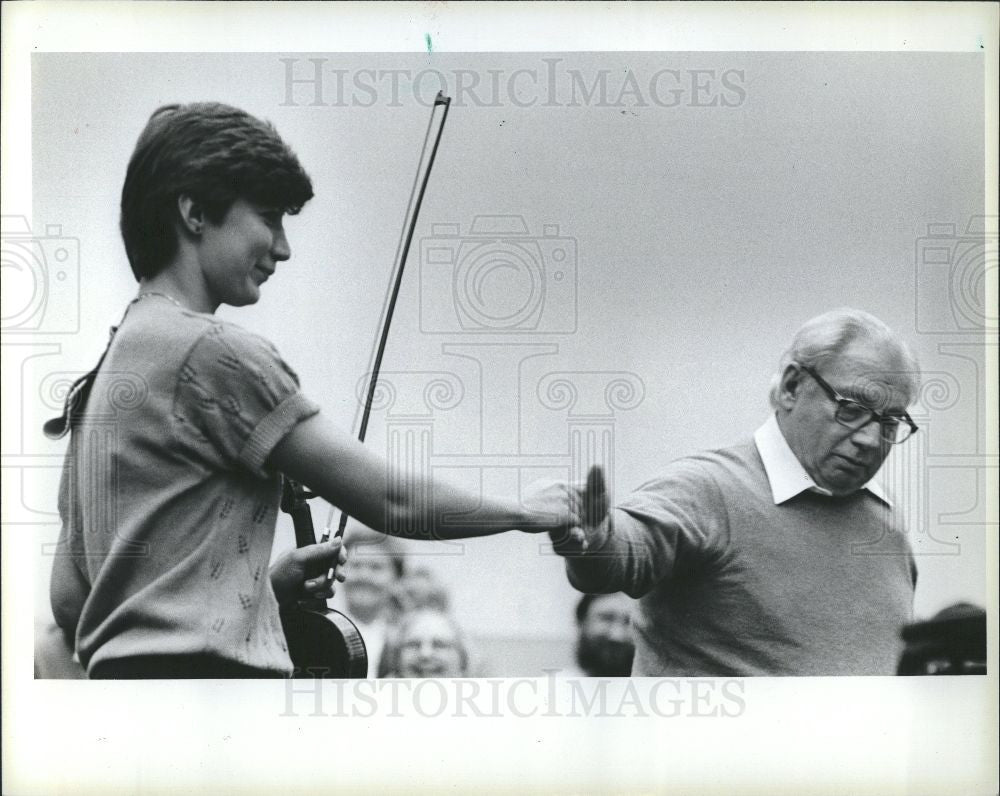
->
<box><xmin>799</xmin><ymin>364</ymin><xmax>918</xmax><ymax>444</ymax></box>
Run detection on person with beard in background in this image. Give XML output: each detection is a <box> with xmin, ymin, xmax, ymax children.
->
<box><xmin>566</xmin><ymin>592</ymin><xmax>635</xmax><ymax>677</ymax></box>
<box><xmin>337</xmin><ymin>528</ymin><xmax>406</xmax><ymax>676</ymax></box>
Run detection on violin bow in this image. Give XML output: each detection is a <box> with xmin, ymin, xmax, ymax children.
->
<box><xmin>319</xmin><ymin>91</ymin><xmax>452</xmax><ymax>568</ymax></box>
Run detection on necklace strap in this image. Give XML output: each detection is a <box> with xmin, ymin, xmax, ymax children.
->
<box><xmin>135</xmin><ymin>291</ymin><xmax>186</xmax><ymax>310</ymax></box>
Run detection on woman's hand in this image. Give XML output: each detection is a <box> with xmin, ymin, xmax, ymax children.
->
<box><xmin>269</xmin><ymin>539</ymin><xmax>348</xmax><ymax>608</ymax></box>
<box><xmin>522</xmin><ymin>465</ymin><xmax>609</xmax><ymax>553</ymax></box>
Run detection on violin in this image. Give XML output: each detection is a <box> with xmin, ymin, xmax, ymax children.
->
<box><xmin>279</xmin><ymin>92</ymin><xmax>452</xmax><ymax>678</ymax></box>
<box><xmin>279</xmin><ymin>478</ymin><xmax>368</xmax><ymax>678</ymax></box>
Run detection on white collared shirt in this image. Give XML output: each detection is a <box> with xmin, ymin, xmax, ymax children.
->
<box><xmin>753</xmin><ymin>414</ymin><xmax>891</xmax><ymax>505</ymax></box>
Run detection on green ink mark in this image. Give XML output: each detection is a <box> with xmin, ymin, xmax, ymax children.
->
<box><xmin>425</xmin><ymin>33</ymin><xmax>433</xmax><ymax>53</ymax></box>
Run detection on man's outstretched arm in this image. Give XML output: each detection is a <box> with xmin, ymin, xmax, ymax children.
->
<box><xmin>550</xmin><ymin>467</ymin><xmax>676</xmax><ymax>598</ymax></box>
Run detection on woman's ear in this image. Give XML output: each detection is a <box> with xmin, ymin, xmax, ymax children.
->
<box><xmin>177</xmin><ymin>194</ymin><xmax>204</xmax><ymax>235</ymax></box>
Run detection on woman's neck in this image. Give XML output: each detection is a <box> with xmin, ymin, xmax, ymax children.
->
<box><xmin>138</xmin><ymin>268</ymin><xmax>218</xmax><ymax>314</ymax></box>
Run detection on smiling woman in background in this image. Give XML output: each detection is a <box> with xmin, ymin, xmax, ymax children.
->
<box><xmin>379</xmin><ymin>608</ymin><xmax>470</xmax><ymax>678</ymax></box>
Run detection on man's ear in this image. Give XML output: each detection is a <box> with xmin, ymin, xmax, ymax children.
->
<box><xmin>776</xmin><ymin>364</ymin><xmax>803</xmax><ymax>410</ymax></box>
<box><xmin>177</xmin><ymin>195</ymin><xmax>204</xmax><ymax>236</ymax></box>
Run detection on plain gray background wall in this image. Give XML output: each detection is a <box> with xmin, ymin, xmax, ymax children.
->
<box><xmin>21</xmin><ymin>51</ymin><xmax>988</xmax><ymax>673</ymax></box>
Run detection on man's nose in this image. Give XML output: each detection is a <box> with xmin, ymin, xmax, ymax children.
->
<box><xmin>850</xmin><ymin>419</ymin><xmax>883</xmax><ymax>449</ymax></box>
<box><xmin>607</xmin><ymin>621</ymin><xmax>631</xmax><ymax>642</ymax></box>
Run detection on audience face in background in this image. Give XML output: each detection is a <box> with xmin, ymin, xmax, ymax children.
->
<box><xmin>391</xmin><ymin>565</ymin><xmax>450</xmax><ymax>614</ymax></box>
<box><xmin>342</xmin><ymin>549</ymin><xmax>402</xmax><ymax>624</ymax></box>
<box><xmin>393</xmin><ymin>609</ymin><xmax>469</xmax><ymax>678</ymax></box>
<box><xmin>576</xmin><ymin>593</ymin><xmax>635</xmax><ymax>677</ymax></box>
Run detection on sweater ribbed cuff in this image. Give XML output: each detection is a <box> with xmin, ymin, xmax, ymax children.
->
<box><xmin>238</xmin><ymin>392</ymin><xmax>320</xmax><ymax>478</ymax></box>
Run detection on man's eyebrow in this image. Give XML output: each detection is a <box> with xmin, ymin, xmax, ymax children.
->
<box><xmin>838</xmin><ymin>384</ymin><xmax>909</xmax><ymax>415</ymax></box>
<box><xmin>830</xmin><ymin>381</ymin><xmax>871</xmax><ymax>402</ymax></box>
<box><xmin>845</xmin><ymin>391</ymin><xmax>882</xmax><ymax>406</ymax></box>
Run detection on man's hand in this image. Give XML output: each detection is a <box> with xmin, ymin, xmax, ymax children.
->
<box><xmin>560</xmin><ymin>465</ymin><xmax>611</xmax><ymax>555</ymax></box>
<box><xmin>269</xmin><ymin>539</ymin><xmax>347</xmax><ymax>608</ymax></box>
<box><xmin>583</xmin><ymin>464</ymin><xmax>610</xmax><ymax>521</ymax></box>
<box><xmin>522</xmin><ymin>465</ymin><xmax>610</xmax><ymax>554</ymax></box>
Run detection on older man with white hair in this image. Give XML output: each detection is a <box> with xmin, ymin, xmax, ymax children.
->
<box><xmin>555</xmin><ymin>308</ymin><xmax>922</xmax><ymax>676</ymax></box>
